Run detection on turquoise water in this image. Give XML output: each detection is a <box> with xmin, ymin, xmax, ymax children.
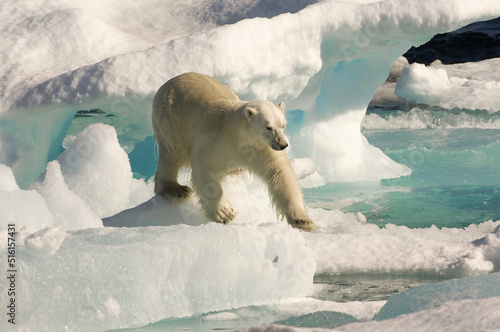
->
<box><xmin>305</xmin><ymin>109</ymin><xmax>500</xmax><ymax>229</ymax></box>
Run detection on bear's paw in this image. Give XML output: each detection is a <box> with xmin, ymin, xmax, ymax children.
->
<box><xmin>286</xmin><ymin>211</ymin><xmax>318</xmax><ymax>232</ymax></box>
<box><xmin>211</xmin><ymin>199</ymin><xmax>237</xmax><ymax>224</ymax></box>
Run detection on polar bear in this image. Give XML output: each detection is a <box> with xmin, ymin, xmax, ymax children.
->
<box><xmin>152</xmin><ymin>72</ymin><xmax>317</xmax><ymax>231</ymax></box>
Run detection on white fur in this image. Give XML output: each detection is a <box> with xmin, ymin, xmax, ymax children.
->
<box><xmin>152</xmin><ymin>72</ymin><xmax>317</xmax><ymax>230</ymax></box>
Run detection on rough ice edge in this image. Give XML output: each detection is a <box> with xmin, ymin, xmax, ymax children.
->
<box><xmin>0</xmin><ymin>223</ymin><xmax>315</xmax><ymax>332</ymax></box>
<box><xmin>242</xmin><ymin>297</ymin><xmax>500</xmax><ymax>332</ymax></box>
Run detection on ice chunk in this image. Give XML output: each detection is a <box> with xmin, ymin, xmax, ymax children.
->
<box><xmin>395</xmin><ymin>63</ymin><xmax>452</xmax><ymax>105</ymax></box>
<box><xmin>57</xmin><ymin>123</ymin><xmax>133</xmax><ymax>217</ymax></box>
<box><xmin>24</xmin><ymin>226</ymin><xmax>66</xmax><ymax>257</ymax></box>
<box><xmin>0</xmin><ymin>181</ymin><xmax>55</xmax><ymax>234</ymax></box>
<box><xmin>0</xmin><ymin>107</ymin><xmax>76</xmax><ymax>188</ymax></box>
<box><xmin>395</xmin><ymin>58</ymin><xmax>500</xmax><ymax>112</ymax></box>
<box><xmin>0</xmin><ymin>223</ymin><xmax>315</xmax><ymax>331</ymax></box>
<box><xmin>0</xmin><ymin>164</ymin><xmax>19</xmax><ymax>191</ymax></box>
<box><xmin>290</xmin><ymin>158</ymin><xmax>325</xmax><ymax>188</ymax></box>
<box><xmin>451</xmin><ymin>224</ymin><xmax>500</xmax><ymax>273</ymax></box>
<box><xmin>246</xmin><ymin>297</ymin><xmax>500</xmax><ymax>332</ymax></box>
<box><xmin>374</xmin><ymin>272</ymin><xmax>500</xmax><ymax>321</ymax></box>
<box><xmin>34</xmin><ymin>161</ymin><xmax>102</xmax><ymax>230</ymax></box>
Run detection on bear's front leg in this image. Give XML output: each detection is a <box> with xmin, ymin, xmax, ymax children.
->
<box><xmin>191</xmin><ymin>161</ymin><xmax>237</xmax><ymax>224</ymax></box>
<box><xmin>286</xmin><ymin>208</ymin><xmax>318</xmax><ymax>231</ymax></box>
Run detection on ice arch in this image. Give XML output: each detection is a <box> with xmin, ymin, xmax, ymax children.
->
<box><xmin>3</xmin><ymin>0</ymin><xmax>500</xmax><ymax>184</ymax></box>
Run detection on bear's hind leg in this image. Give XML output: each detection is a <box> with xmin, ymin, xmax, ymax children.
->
<box><xmin>154</xmin><ymin>145</ymin><xmax>192</xmax><ymax>200</ymax></box>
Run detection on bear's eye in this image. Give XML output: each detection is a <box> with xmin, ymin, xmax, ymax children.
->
<box><xmin>266</xmin><ymin>126</ymin><xmax>273</xmax><ymax>131</ymax></box>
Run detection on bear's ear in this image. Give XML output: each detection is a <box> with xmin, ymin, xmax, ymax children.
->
<box><xmin>244</xmin><ymin>107</ymin><xmax>257</xmax><ymax>119</ymax></box>
<box><xmin>277</xmin><ymin>102</ymin><xmax>285</xmax><ymax>112</ymax></box>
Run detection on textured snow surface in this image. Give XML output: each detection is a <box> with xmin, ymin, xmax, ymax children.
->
<box><xmin>1</xmin><ymin>1</ymin><xmax>500</xmax><ymax>331</ymax></box>
<box><xmin>0</xmin><ymin>223</ymin><xmax>315</xmax><ymax>332</ymax></box>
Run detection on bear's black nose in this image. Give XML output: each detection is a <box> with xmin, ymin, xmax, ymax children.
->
<box><xmin>279</xmin><ymin>143</ymin><xmax>288</xmax><ymax>150</ymax></box>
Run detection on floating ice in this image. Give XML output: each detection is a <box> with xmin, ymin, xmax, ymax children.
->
<box><xmin>396</xmin><ymin>58</ymin><xmax>500</xmax><ymax>112</ymax></box>
<box><xmin>334</xmin><ymin>297</ymin><xmax>500</xmax><ymax>332</ymax></box>
<box><xmin>245</xmin><ymin>283</ymin><xmax>500</xmax><ymax>332</ymax></box>
<box><xmin>395</xmin><ymin>63</ymin><xmax>453</xmax><ymax>105</ymax></box>
<box><xmin>0</xmin><ymin>223</ymin><xmax>315</xmax><ymax>332</ymax></box>
<box><xmin>374</xmin><ymin>272</ymin><xmax>500</xmax><ymax>320</ymax></box>
<box><xmin>451</xmin><ymin>225</ymin><xmax>500</xmax><ymax>273</ymax></box>
<box><xmin>362</xmin><ymin>107</ymin><xmax>500</xmax><ymax>131</ymax></box>
<box><xmin>305</xmin><ymin>208</ymin><xmax>500</xmax><ymax>276</ymax></box>
<box><xmin>0</xmin><ymin>107</ymin><xmax>76</xmax><ymax>188</ymax></box>
<box><xmin>2</xmin><ymin>1</ymin><xmax>500</xmax><ymax>331</ymax></box>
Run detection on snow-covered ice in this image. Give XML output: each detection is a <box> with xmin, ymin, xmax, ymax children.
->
<box><xmin>0</xmin><ymin>223</ymin><xmax>315</xmax><ymax>332</ymax></box>
<box><xmin>1</xmin><ymin>123</ymin><xmax>500</xmax><ymax>331</ymax></box>
<box><xmin>395</xmin><ymin>58</ymin><xmax>500</xmax><ymax>112</ymax></box>
<box><xmin>244</xmin><ymin>273</ymin><xmax>500</xmax><ymax>332</ymax></box>
<box><xmin>1</xmin><ymin>0</ymin><xmax>500</xmax><ymax>331</ymax></box>
<box><xmin>246</xmin><ymin>297</ymin><xmax>500</xmax><ymax>332</ymax></box>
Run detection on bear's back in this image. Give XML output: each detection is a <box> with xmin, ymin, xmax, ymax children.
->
<box><xmin>154</xmin><ymin>72</ymin><xmax>239</xmax><ymax>115</ymax></box>
<box><xmin>152</xmin><ymin>72</ymin><xmax>242</xmax><ymax>156</ymax></box>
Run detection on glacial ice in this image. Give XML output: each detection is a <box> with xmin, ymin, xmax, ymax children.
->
<box><xmin>0</xmin><ymin>223</ymin><xmax>315</xmax><ymax>332</ymax></box>
<box><xmin>248</xmin><ymin>297</ymin><xmax>500</xmax><ymax>332</ymax></box>
<box><xmin>245</xmin><ymin>274</ymin><xmax>500</xmax><ymax>332</ymax></box>
<box><xmin>3</xmin><ymin>0</ymin><xmax>500</xmax><ymax>184</ymax></box>
<box><xmin>374</xmin><ymin>272</ymin><xmax>500</xmax><ymax>320</ymax></box>
<box><xmin>395</xmin><ymin>58</ymin><xmax>500</xmax><ymax>112</ymax></box>
<box><xmin>1</xmin><ymin>0</ymin><xmax>500</xmax><ymax>331</ymax></box>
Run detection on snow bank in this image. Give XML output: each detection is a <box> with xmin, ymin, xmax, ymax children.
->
<box><xmin>395</xmin><ymin>58</ymin><xmax>500</xmax><ymax>112</ymax></box>
<box><xmin>0</xmin><ymin>223</ymin><xmax>315</xmax><ymax>332</ymax></box>
<box><xmin>305</xmin><ymin>208</ymin><xmax>500</xmax><ymax>276</ymax></box>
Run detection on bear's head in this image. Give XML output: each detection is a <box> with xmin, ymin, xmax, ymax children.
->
<box><xmin>244</xmin><ymin>101</ymin><xmax>288</xmax><ymax>151</ymax></box>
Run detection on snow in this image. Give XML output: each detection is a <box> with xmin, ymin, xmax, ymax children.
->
<box><xmin>306</xmin><ymin>210</ymin><xmax>500</xmax><ymax>276</ymax></box>
<box><xmin>374</xmin><ymin>272</ymin><xmax>500</xmax><ymax>320</ymax></box>
<box><xmin>0</xmin><ymin>122</ymin><xmax>499</xmax><ymax>331</ymax></box>
<box><xmin>0</xmin><ymin>223</ymin><xmax>315</xmax><ymax>332</ymax></box>
<box><xmin>244</xmin><ymin>274</ymin><xmax>500</xmax><ymax>332</ymax></box>
<box><xmin>1</xmin><ymin>0</ymin><xmax>500</xmax><ymax>331</ymax></box>
<box><xmin>247</xmin><ymin>297</ymin><xmax>500</xmax><ymax>332</ymax></box>
<box><xmin>395</xmin><ymin>58</ymin><xmax>500</xmax><ymax>112</ymax></box>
